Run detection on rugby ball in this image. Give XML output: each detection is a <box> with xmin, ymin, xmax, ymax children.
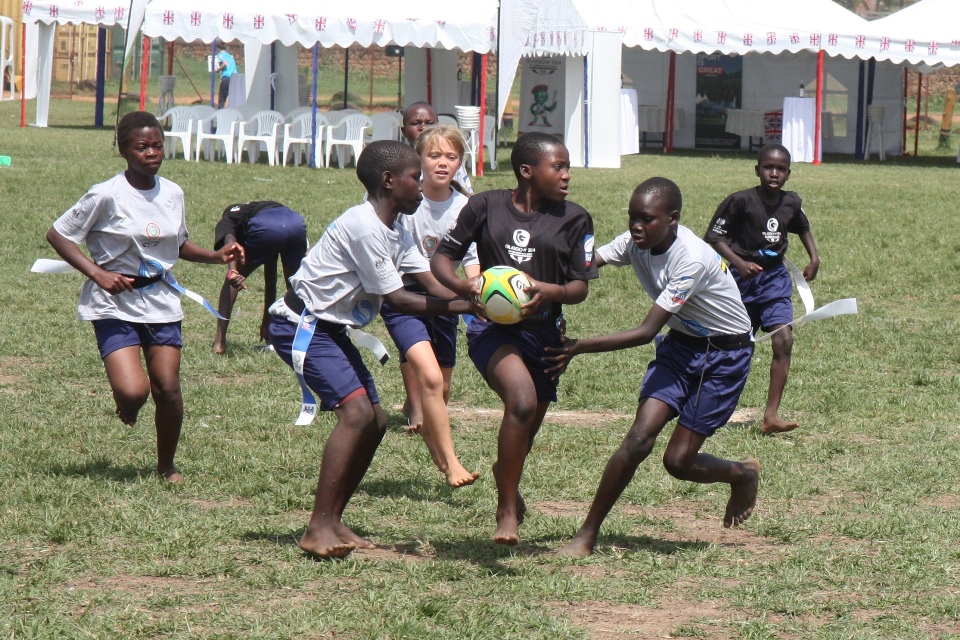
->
<box><xmin>478</xmin><ymin>266</ymin><xmax>531</xmax><ymax>325</ymax></box>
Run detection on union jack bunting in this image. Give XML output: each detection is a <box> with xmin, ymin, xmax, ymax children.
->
<box><xmin>190</xmin><ymin>11</ymin><xmax>200</xmax><ymax>26</ymax></box>
<box><xmin>95</xmin><ymin>5</ymin><xmax>104</xmax><ymax>18</ymax></box>
<box><xmin>668</xmin><ymin>28</ymin><xmax>678</xmax><ymax>40</ymax></box>
<box><xmin>489</xmin><ymin>26</ymin><xmax>495</xmax><ymax>41</ymax></box>
<box><xmin>49</xmin><ymin>4</ymin><xmax>58</xmax><ymax>17</ymax></box>
<box><xmin>928</xmin><ymin>41</ymin><xmax>938</xmax><ymax>54</ymax></box>
<box><xmin>22</xmin><ymin>1</ymin><xmax>31</xmax><ymax>16</ymax></box>
<box><xmin>73</xmin><ymin>0</ymin><xmax>82</xmax><ymax>6</ymax></box>
<box><xmin>905</xmin><ymin>39</ymin><xmax>915</xmax><ymax>52</ymax></box>
<box><xmin>163</xmin><ymin>9</ymin><xmax>173</xmax><ymax>24</ymax></box>
<box><xmin>254</xmin><ymin>14</ymin><xmax>265</xmax><ymax>29</ymax></box>
<box><xmin>223</xmin><ymin>13</ymin><xmax>233</xmax><ymax>28</ymax></box>
<box><xmin>790</xmin><ymin>33</ymin><xmax>799</xmax><ymax>44</ymax></box>
<box><xmin>316</xmin><ymin>16</ymin><xmax>326</xmax><ymax>31</ymax></box>
<box><xmin>810</xmin><ymin>33</ymin><xmax>821</xmax><ymax>46</ymax></box>
<box><xmin>743</xmin><ymin>33</ymin><xmax>753</xmax><ymax>46</ymax></box>
<box><xmin>880</xmin><ymin>37</ymin><xmax>890</xmax><ymax>51</ymax></box>
<box><xmin>693</xmin><ymin>30</ymin><xmax>702</xmax><ymax>42</ymax></box>
<box><xmin>828</xmin><ymin>33</ymin><xmax>838</xmax><ymax>46</ymax></box>
<box><xmin>374</xmin><ymin>19</ymin><xmax>385</xmax><ymax>33</ymax></box>
<box><xmin>643</xmin><ymin>28</ymin><xmax>653</xmax><ymax>41</ymax></box>
<box><xmin>114</xmin><ymin>5</ymin><xmax>122</xmax><ymax>19</ymax></box>
<box><xmin>856</xmin><ymin>35</ymin><xmax>865</xmax><ymax>48</ymax></box>
<box><xmin>286</xmin><ymin>14</ymin><xmax>298</xmax><ymax>24</ymax></box>
<box><xmin>767</xmin><ymin>32</ymin><xmax>776</xmax><ymax>45</ymax></box>
<box><xmin>717</xmin><ymin>31</ymin><xmax>726</xmax><ymax>44</ymax></box>
<box><xmin>347</xmin><ymin>18</ymin><xmax>357</xmax><ymax>30</ymax></box>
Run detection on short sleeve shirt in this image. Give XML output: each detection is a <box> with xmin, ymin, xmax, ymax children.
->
<box><xmin>216</xmin><ymin>51</ymin><xmax>237</xmax><ymax>77</ymax></box>
<box><xmin>703</xmin><ymin>187</ymin><xmax>810</xmax><ymax>262</ymax></box>
<box><xmin>397</xmin><ymin>189</ymin><xmax>477</xmax><ymax>285</ymax></box>
<box><xmin>289</xmin><ymin>202</ymin><xmax>428</xmax><ymax>327</ymax></box>
<box><xmin>435</xmin><ymin>189</ymin><xmax>598</xmax><ymax>319</ymax></box>
<box><xmin>52</xmin><ymin>174</ymin><xmax>189</xmax><ymax>323</ymax></box>
<box><xmin>597</xmin><ymin>226</ymin><xmax>751</xmax><ymax>337</ymax></box>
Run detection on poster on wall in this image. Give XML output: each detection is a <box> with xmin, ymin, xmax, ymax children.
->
<box><xmin>519</xmin><ymin>57</ymin><xmax>566</xmax><ymax>140</ymax></box>
<box><xmin>695</xmin><ymin>53</ymin><xmax>743</xmax><ymax>149</ymax></box>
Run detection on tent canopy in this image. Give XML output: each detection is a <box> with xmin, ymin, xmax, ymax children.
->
<box><xmin>863</xmin><ymin>0</ymin><xmax>960</xmax><ymax>67</ymax></box>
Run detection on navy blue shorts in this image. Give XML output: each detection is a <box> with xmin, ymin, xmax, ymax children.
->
<box><xmin>380</xmin><ymin>296</ymin><xmax>458</xmax><ymax>367</ymax></box>
<box><xmin>732</xmin><ymin>263</ymin><xmax>793</xmax><ymax>332</ymax></box>
<box><xmin>245</xmin><ymin>207</ymin><xmax>308</xmax><ymax>277</ymax></box>
<box><xmin>92</xmin><ymin>319</ymin><xmax>183</xmax><ymax>358</ymax></box>
<box><xmin>467</xmin><ymin>317</ymin><xmax>562</xmax><ymax>403</ymax></box>
<box><xmin>269</xmin><ymin>315</ymin><xmax>379</xmax><ymax>411</ymax></box>
<box><xmin>640</xmin><ymin>333</ymin><xmax>753</xmax><ymax>437</ymax></box>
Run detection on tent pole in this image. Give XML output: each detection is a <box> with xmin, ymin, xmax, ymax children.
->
<box><xmin>901</xmin><ymin>69</ymin><xmax>907</xmax><ymax>153</ymax></box>
<box><xmin>210</xmin><ymin>41</ymin><xmax>216</xmax><ymax>108</ymax></box>
<box><xmin>310</xmin><ymin>43</ymin><xmax>319</xmax><ymax>168</ymax></box>
<box><xmin>167</xmin><ymin>41</ymin><xmax>174</xmax><ymax>75</ymax></box>
<box><xmin>19</xmin><ymin>22</ymin><xmax>25</xmax><ymax>128</ymax></box>
<box><xmin>95</xmin><ymin>27</ymin><xmax>106</xmax><ymax>127</ymax></box>
<box><xmin>666</xmin><ymin>51</ymin><xmax>676</xmax><ymax>153</ymax></box>
<box><xmin>114</xmin><ymin>0</ymin><xmax>140</xmax><ymax>144</ymax></box>
<box><xmin>343</xmin><ymin>48</ymin><xmax>349</xmax><ymax>109</ymax></box>
<box><xmin>814</xmin><ymin>49</ymin><xmax>823</xmax><ymax>165</ymax></box>
<box><xmin>913</xmin><ymin>71</ymin><xmax>922</xmax><ymax>156</ymax></box>
<box><xmin>855</xmin><ymin>61</ymin><xmax>865</xmax><ymax>159</ymax></box>
<box><xmin>139</xmin><ymin>35</ymin><xmax>149</xmax><ymax>111</ymax></box>
<box><xmin>583</xmin><ymin>55</ymin><xmax>589</xmax><ymax>168</ymax></box>
<box><xmin>426</xmin><ymin>49</ymin><xmax>432</xmax><ymax>105</ymax></box>
<box><xmin>478</xmin><ymin>53</ymin><xmax>487</xmax><ymax>176</ymax></box>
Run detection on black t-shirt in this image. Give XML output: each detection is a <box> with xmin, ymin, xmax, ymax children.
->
<box><xmin>435</xmin><ymin>189</ymin><xmax>598</xmax><ymax>321</ymax></box>
<box><xmin>703</xmin><ymin>187</ymin><xmax>810</xmax><ymax>263</ymax></box>
<box><xmin>214</xmin><ymin>200</ymin><xmax>286</xmax><ymax>250</ymax></box>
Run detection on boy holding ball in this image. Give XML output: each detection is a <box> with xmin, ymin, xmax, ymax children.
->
<box><xmin>431</xmin><ymin>132</ymin><xmax>597</xmax><ymax>546</ymax></box>
<box><xmin>546</xmin><ymin>177</ymin><xmax>760</xmax><ymax>557</ymax></box>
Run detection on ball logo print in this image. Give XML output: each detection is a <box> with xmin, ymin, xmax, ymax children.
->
<box><xmin>478</xmin><ymin>266</ymin><xmax>531</xmax><ymax>325</ymax></box>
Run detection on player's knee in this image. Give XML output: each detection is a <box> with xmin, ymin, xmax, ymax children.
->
<box><xmin>662</xmin><ymin>450</ymin><xmax>695</xmax><ymax>480</ymax></box>
<box><xmin>150</xmin><ymin>378</ymin><xmax>182</xmax><ymax>406</ymax></box>
<box><xmin>620</xmin><ymin>430</ymin><xmax>656</xmax><ymax>465</ymax></box>
<box><xmin>115</xmin><ymin>383</ymin><xmax>150</xmax><ymax>410</ymax></box>
<box><xmin>417</xmin><ymin>366</ymin><xmax>444</xmax><ymax>396</ymax></box>
<box><xmin>772</xmin><ymin>327</ymin><xmax>793</xmax><ymax>354</ymax></box>
<box><xmin>504</xmin><ymin>394</ymin><xmax>538</xmax><ymax>425</ymax></box>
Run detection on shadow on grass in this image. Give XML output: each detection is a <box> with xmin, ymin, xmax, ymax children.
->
<box><xmin>430</xmin><ymin>536</ymin><xmax>553</xmax><ymax>572</ymax></box>
<box><xmin>590</xmin><ymin>534</ymin><xmax>711</xmax><ymax>556</ymax></box>
<box><xmin>47</xmin><ymin>456</ymin><xmax>154</xmax><ymax>483</ymax></box>
<box><xmin>357</xmin><ymin>477</ymin><xmax>471</xmax><ymax>506</ymax></box>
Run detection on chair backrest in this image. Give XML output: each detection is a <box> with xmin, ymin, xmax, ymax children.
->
<box><xmin>331</xmin><ymin>114</ymin><xmax>373</xmax><ymax>140</ymax></box>
<box><xmin>324</xmin><ymin>110</ymin><xmax>347</xmax><ymax>126</ymax></box>
<box><xmin>211</xmin><ymin>108</ymin><xmax>243</xmax><ymax>134</ymax></box>
<box><xmin>160</xmin><ymin>106</ymin><xmax>193</xmax><ymax>131</ymax></box>
<box><xmin>236</xmin><ymin>103</ymin><xmax>265</xmax><ymax>121</ymax></box>
<box><xmin>285</xmin><ymin>106</ymin><xmax>312</xmax><ymax>123</ymax></box>
<box><xmin>438</xmin><ymin>114</ymin><xmax>458</xmax><ymax>127</ymax></box>
<box><xmin>190</xmin><ymin>105</ymin><xmax>215</xmax><ymax>120</ymax></box>
<box><xmin>483</xmin><ymin>115</ymin><xmax>497</xmax><ymax>144</ymax></box>
<box><xmin>247</xmin><ymin>110</ymin><xmax>284</xmax><ymax>135</ymax></box>
<box><xmin>368</xmin><ymin>112</ymin><xmax>401</xmax><ymax>142</ymax></box>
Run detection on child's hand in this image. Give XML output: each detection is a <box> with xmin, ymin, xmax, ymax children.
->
<box><xmin>544</xmin><ymin>336</ymin><xmax>580</xmax><ymax>379</ymax></box>
<box><xmin>93</xmin><ymin>269</ymin><xmax>135</xmax><ymax>294</ymax></box>
<box><xmin>519</xmin><ymin>276</ymin><xmax>545</xmax><ymax>318</ymax></box>
<box><xmin>226</xmin><ymin>269</ymin><xmax>247</xmax><ymax>290</ymax></box>
<box><xmin>218</xmin><ymin>242</ymin><xmax>246</xmax><ymax>265</ymax></box>
<box><xmin>464</xmin><ymin>275</ymin><xmax>487</xmax><ymax>317</ymax></box>
<box><xmin>736</xmin><ymin>260</ymin><xmax>763</xmax><ymax>280</ymax></box>
<box><xmin>802</xmin><ymin>259</ymin><xmax>820</xmax><ymax>282</ymax></box>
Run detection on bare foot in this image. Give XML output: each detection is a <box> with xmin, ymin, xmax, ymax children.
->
<box><xmin>724</xmin><ymin>458</ymin><xmax>760</xmax><ymax>528</ymax></box>
<box><xmin>212</xmin><ymin>342</ymin><xmax>226</xmax><ymax>355</ymax></box>
<box><xmin>444</xmin><ymin>462</ymin><xmax>480</xmax><ymax>488</ymax></box>
<box><xmin>760</xmin><ymin>415</ymin><xmax>799</xmax><ymax>435</ymax></box>
<box><xmin>402</xmin><ymin>400</ymin><xmax>423</xmax><ymax>433</ymax></box>
<box><xmin>403</xmin><ymin>421</ymin><xmax>422</xmax><ymax>434</ymax></box>
<box><xmin>158</xmin><ymin>466</ymin><xmax>184</xmax><ymax>484</ymax></box>
<box><xmin>300</xmin><ymin>527</ymin><xmax>357</xmax><ymax>559</ymax></box>
<box><xmin>494</xmin><ymin>509</ymin><xmax>520</xmax><ymax>546</ymax></box>
<box><xmin>335</xmin><ymin>522</ymin><xmax>376</xmax><ymax>549</ymax></box>
<box><xmin>115</xmin><ymin>406</ymin><xmax>137</xmax><ymax>426</ymax></box>
<box><xmin>557</xmin><ymin>535</ymin><xmax>595</xmax><ymax>558</ymax></box>
<box><xmin>516</xmin><ymin>492</ymin><xmax>527</xmax><ymax>525</ymax></box>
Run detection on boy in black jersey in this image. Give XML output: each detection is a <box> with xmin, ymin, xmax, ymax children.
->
<box><xmin>703</xmin><ymin>143</ymin><xmax>820</xmax><ymax>435</ymax></box>
<box><xmin>431</xmin><ymin>132</ymin><xmax>598</xmax><ymax>546</ymax></box>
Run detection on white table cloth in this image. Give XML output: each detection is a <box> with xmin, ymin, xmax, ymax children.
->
<box><xmin>782</xmin><ymin>97</ymin><xmax>817</xmax><ymax>163</ymax></box>
<box><xmin>636</xmin><ymin>106</ymin><xmax>686</xmax><ymax>133</ymax></box>
<box><xmin>724</xmin><ymin>109</ymin><xmax>765</xmax><ymax>139</ymax></box>
<box><xmin>620</xmin><ymin>89</ymin><xmax>640</xmax><ymax>155</ymax></box>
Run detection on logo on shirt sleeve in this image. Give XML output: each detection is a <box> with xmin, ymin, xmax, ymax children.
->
<box><xmin>710</xmin><ymin>217</ymin><xmax>727</xmax><ymax>235</ymax></box>
<box><xmin>669</xmin><ymin>276</ymin><xmax>694</xmax><ymax>304</ymax></box>
<box><xmin>584</xmin><ymin>234</ymin><xmax>594</xmax><ymax>267</ymax></box>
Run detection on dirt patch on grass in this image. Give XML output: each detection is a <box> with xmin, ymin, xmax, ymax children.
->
<box><xmin>537</xmin><ymin>500</ymin><xmax>591</xmax><ymax>518</ymax></box>
<box><xmin>187</xmin><ymin>497</ymin><xmax>254</xmax><ymax>510</ymax></box>
<box><xmin>924</xmin><ymin>493</ymin><xmax>960</xmax><ymax>509</ymax></box>
<box><xmin>65</xmin><ymin>574</ymin><xmax>205</xmax><ymax>595</ymax></box>
<box><xmin>553</xmin><ymin>596</ymin><xmax>731</xmax><ymax>639</ymax></box>
<box><xmin>444</xmin><ymin>403</ymin><xmax>630</xmax><ymax>429</ymax></box>
<box><xmin>354</xmin><ymin>543</ymin><xmax>431</xmax><ymax>562</ymax></box>
<box><xmin>0</xmin><ymin>356</ymin><xmax>35</xmax><ymax>387</ymax></box>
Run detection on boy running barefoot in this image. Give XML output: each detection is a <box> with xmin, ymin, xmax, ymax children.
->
<box><xmin>546</xmin><ymin>178</ymin><xmax>759</xmax><ymax>558</ymax></box>
<box><xmin>432</xmin><ymin>133</ymin><xmax>597</xmax><ymax>546</ymax></box>
<box><xmin>268</xmin><ymin>141</ymin><xmax>475</xmax><ymax>559</ymax></box>
<box><xmin>704</xmin><ymin>143</ymin><xmax>820</xmax><ymax>435</ymax></box>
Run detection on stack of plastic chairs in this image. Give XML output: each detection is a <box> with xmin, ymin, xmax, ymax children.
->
<box><xmin>455</xmin><ymin>106</ymin><xmax>482</xmax><ymax>176</ymax></box>
<box><xmin>864</xmin><ymin>105</ymin><xmax>886</xmax><ymax>161</ymax></box>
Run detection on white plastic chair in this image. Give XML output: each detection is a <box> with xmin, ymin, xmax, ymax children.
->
<box><xmin>159</xmin><ymin>106</ymin><xmax>193</xmax><ymax>160</ymax></box>
<box><xmin>237</xmin><ymin>110</ymin><xmax>284</xmax><ymax>165</ymax></box>
<box><xmin>366</xmin><ymin>112</ymin><xmax>401</xmax><ymax>144</ymax></box>
<box><xmin>194</xmin><ymin>108</ymin><xmax>242</xmax><ymax>163</ymax></box>
<box><xmin>483</xmin><ymin>114</ymin><xmax>498</xmax><ymax>171</ymax></box>
<box><xmin>190</xmin><ymin>104</ymin><xmax>216</xmax><ymax>137</ymax></box>
<box><xmin>325</xmin><ymin>114</ymin><xmax>372</xmax><ymax>168</ymax></box>
<box><xmin>438</xmin><ymin>114</ymin><xmax>458</xmax><ymax>127</ymax></box>
<box><xmin>282</xmin><ymin>112</ymin><xmax>328</xmax><ymax>167</ymax></box>
<box><xmin>864</xmin><ymin>105</ymin><xmax>886</xmax><ymax>161</ymax></box>
<box><xmin>236</xmin><ymin>103</ymin><xmax>265</xmax><ymax>121</ymax></box>
<box><xmin>455</xmin><ymin>106</ymin><xmax>481</xmax><ymax>176</ymax></box>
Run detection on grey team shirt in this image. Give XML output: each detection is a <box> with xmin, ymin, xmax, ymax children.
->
<box><xmin>396</xmin><ymin>189</ymin><xmax>478</xmax><ymax>286</ymax></box>
<box><xmin>53</xmin><ymin>174</ymin><xmax>188</xmax><ymax>323</ymax></box>
<box><xmin>283</xmin><ymin>202</ymin><xmax>429</xmax><ymax>328</ymax></box>
<box><xmin>597</xmin><ymin>225</ymin><xmax>751</xmax><ymax>337</ymax></box>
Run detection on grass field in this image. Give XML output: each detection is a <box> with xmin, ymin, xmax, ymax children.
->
<box><xmin>1</xmin><ymin>98</ymin><xmax>959</xmax><ymax>639</ymax></box>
